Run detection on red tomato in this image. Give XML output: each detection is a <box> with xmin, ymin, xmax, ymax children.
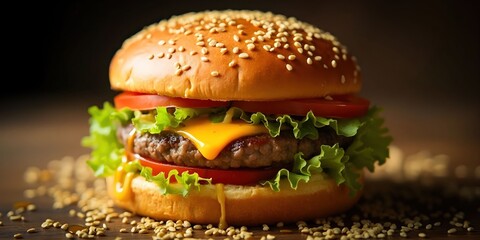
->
<box><xmin>134</xmin><ymin>153</ymin><xmax>280</xmax><ymax>186</ymax></box>
<box><xmin>114</xmin><ymin>92</ymin><xmax>229</xmax><ymax>110</ymax></box>
<box><xmin>232</xmin><ymin>95</ymin><xmax>370</xmax><ymax>118</ymax></box>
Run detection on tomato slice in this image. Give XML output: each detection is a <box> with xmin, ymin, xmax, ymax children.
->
<box><xmin>232</xmin><ymin>95</ymin><xmax>370</xmax><ymax>118</ymax></box>
<box><xmin>114</xmin><ymin>92</ymin><xmax>229</xmax><ymax>110</ymax></box>
<box><xmin>133</xmin><ymin>153</ymin><xmax>280</xmax><ymax>186</ymax></box>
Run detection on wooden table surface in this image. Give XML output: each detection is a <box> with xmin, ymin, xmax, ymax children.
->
<box><xmin>0</xmin><ymin>97</ymin><xmax>479</xmax><ymax>239</ymax></box>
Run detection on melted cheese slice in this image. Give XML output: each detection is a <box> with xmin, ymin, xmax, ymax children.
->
<box><xmin>174</xmin><ymin>117</ymin><xmax>268</xmax><ymax>160</ymax></box>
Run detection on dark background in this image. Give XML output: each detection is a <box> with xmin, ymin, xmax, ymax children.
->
<box><xmin>1</xmin><ymin>0</ymin><xmax>479</xmax><ymax>161</ymax></box>
<box><xmin>4</xmin><ymin>1</ymin><xmax>479</xmax><ymax>103</ymax></box>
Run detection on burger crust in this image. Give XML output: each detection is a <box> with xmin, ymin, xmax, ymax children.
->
<box><xmin>109</xmin><ymin>10</ymin><xmax>362</xmax><ymax>101</ymax></box>
<box><xmin>107</xmin><ymin>172</ymin><xmax>363</xmax><ymax>226</ymax></box>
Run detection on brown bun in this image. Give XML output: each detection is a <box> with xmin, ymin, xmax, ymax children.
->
<box><xmin>109</xmin><ymin>10</ymin><xmax>362</xmax><ymax>101</ymax></box>
<box><xmin>107</xmin><ymin>172</ymin><xmax>363</xmax><ymax>226</ymax></box>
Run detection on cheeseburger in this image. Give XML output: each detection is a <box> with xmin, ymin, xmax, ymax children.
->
<box><xmin>83</xmin><ymin>10</ymin><xmax>391</xmax><ymax>227</ymax></box>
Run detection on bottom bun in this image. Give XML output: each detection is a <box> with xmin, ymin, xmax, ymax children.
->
<box><xmin>107</xmin><ymin>172</ymin><xmax>363</xmax><ymax>226</ymax></box>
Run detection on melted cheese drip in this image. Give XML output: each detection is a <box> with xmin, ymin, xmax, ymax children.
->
<box><xmin>113</xmin><ymin>128</ymin><xmax>137</xmax><ymax>201</ymax></box>
<box><xmin>114</xmin><ymin>165</ymin><xmax>134</xmax><ymax>201</ymax></box>
<box><xmin>216</xmin><ymin>183</ymin><xmax>228</xmax><ymax>229</ymax></box>
<box><xmin>175</xmin><ymin>117</ymin><xmax>267</xmax><ymax>160</ymax></box>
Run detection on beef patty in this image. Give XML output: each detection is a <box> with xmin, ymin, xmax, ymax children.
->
<box><xmin>118</xmin><ymin>124</ymin><xmax>352</xmax><ymax>169</ymax></box>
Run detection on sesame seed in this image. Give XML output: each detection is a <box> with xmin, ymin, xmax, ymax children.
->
<box><xmin>307</xmin><ymin>57</ymin><xmax>313</xmax><ymax>65</ymax></box>
<box><xmin>239</xmin><ymin>30</ymin><xmax>246</xmax><ymax>35</ymax></box>
<box><xmin>174</xmin><ymin>62</ymin><xmax>181</xmax><ymax>69</ymax></box>
<box><xmin>196</xmin><ymin>41</ymin><xmax>205</xmax><ymax>46</ymax></box>
<box><xmin>201</xmin><ymin>47</ymin><xmax>209</xmax><ymax>55</ymax></box>
<box><xmin>65</xmin><ymin>233</ymin><xmax>74</xmax><ymax>239</ymax></box>
<box><xmin>166</xmin><ymin>53</ymin><xmax>172</xmax><ymax>59</ymax></box>
<box><xmin>239</xmin><ymin>53</ymin><xmax>249</xmax><ymax>59</ymax></box>
<box><xmin>119</xmin><ymin>228</ymin><xmax>128</xmax><ymax>233</ymax></box>
<box><xmin>297</xmin><ymin>48</ymin><xmax>304</xmax><ymax>54</ymax></box>
<box><xmin>447</xmin><ymin>228</ymin><xmax>457</xmax><ymax>234</ymax></box>
<box><xmin>237</xmin><ymin>24</ymin><xmax>244</xmax><ymax>29</ymax></box>
<box><xmin>274</xmin><ymin>42</ymin><xmax>281</xmax><ymax>48</ymax></box>
<box><xmin>177</xmin><ymin>46</ymin><xmax>185</xmax><ymax>52</ymax></box>
<box><xmin>189</xmin><ymin>51</ymin><xmax>197</xmax><ymax>56</ymax></box>
<box><xmin>215</xmin><ymin>43</ymin><xmax>225</xmax><ymax>48</ymax></box>
<box><xmin>331</xmin><ymin>60</ymin><xmax>337</xmax><ymax>68</ymax></box>
<box><xmin>314</xmin><ymin>56</ymin><xmax>322</xmax><ymax>61</ymax></box>
<box><xmin>247</xmin><ymin>43</ymin><xmax>255</xmax><ymax>50</ymax></box>
<box><xmin>182</xmin><ymin>65</ymin><xmax>191</xmax><ymax>71</ymax></box>
<box><xmin>233</xmin><ymin>47</ymin><xmax>240</xmax><ymax>54</ymax></box>
<box><xmin>294</xmin><ymin>41</ymin><xmax>302</xmax><ymax>47</ymax></box>
<box><xmin>211</xmin><ymin>71</ymin><xmax>219</xmax><ymax>77</ymax></box>
<box><xmin>288</xmin><ymin>55</ymin><xmax>296</xmax><ymax>60</ymax></box>
<box><xmin>13</xmin><ymin>233</ymin><xmax>22</xmax><ymax>239</ymax></box>
<box><xmin>323</xmin><ymin>64</ymin><xmax>328</xmax><ymax>69</ymax></box>
<box><xmin>157</xmin><ymin>52</ymin><xmax>165</xmax><ymax>58</ymax></box>
<box><xmin>234</xmin><ymin>35</ymin><xmax>240</xmax><ymax>42</ymax></box>
<box><xmin>201</xmin><ymin>56</ymin><xmax>209</xmax><ymax>62</ymax></box>
<box><xmin>148</xmin><ymin>54</ymin><xmax>154</xmax><ymax>60</ymax></box>
<box><xmin>27</xmin><ymin>228</ymin><xmax>37</xmax><ymax>233</ymax></box>
<box><xmin>283</xmin><ymin>44</ymin><xmax>289</xmax><ymax>49</ymax></box>
<box><xmin>277</xmin><ymin>54</ymin><xmax>285</xmax><ymax>60</ymax></box>
<box><xmin>168</xmin><ymin>39</ymin><xmax>176</xmax><ymax>45</ymax></box>
<box><xmin>286</xmin><ymin>64</ymin><xmax>293</xmax><ymax>71</ymax></box>
<box><xmin>263</xmin><ymin>45</ymin><xmax>271</xmax><ymax>51</ymax></box>
<box><xmin>341</xmin><ymin>75</ymin><xmax>346</xmax><ymax>84</ymax></box>
<box><xmin>332</xmin><ymin>46</ymin><xmax>339</xmax><ymax>53</ymax></box>
<box><xmin>158</xmin><ymin>40</ymin><xmax>165</xmax><ymax>45</ymax></box>
<box><xmin>228</xmin><ymin>60</ymin><xmax>237</xmax><ymax>67</ymax></box>
<box><xmin>175</xmin><ymin>69</ymin><xmax>183</xmax><ymax>76</ymax></box>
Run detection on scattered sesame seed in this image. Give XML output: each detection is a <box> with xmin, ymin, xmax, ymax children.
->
<box><xmin>263</xmin><ymin>45</ymin><xmax>271</xmax><ymax>51</ymax></box>
<box><xmin>9</xmin><ymin>215</ymin><xmax>22</xmax><ymax>221</ymax></box>
<box><xmin>168</xmin><ymin>39</ymin><xmax>176</xmax><ymax>45</ymax></box>
<box><xmin>201</xmin><ymin>47</ymin><xmax>209</xmax><ymax>55</ymax></box>
<box><xmin>288</xmin><ymin>55</ymin><xmax>296</xmax><ymax>60</ymax></box>
<box><xmin>238</xmin><ymin>30</ymin><xmax>246</xmax><ymax>35</ymax></box>
<box><xmin>189</xmin><ymin>51</ymin><xmax>197</xmax><ymax>56</ymax></box>
<box><xmin>331</xmin><ymin>60</ymin><xmax>337</xmax><ymax>68</ymax></box>
<box><xmin>307</xmin><ymin>58</ymin><xmax>313</xmax><ymax>65</ymax></box>
<box><xmin>178</xmin><ymin>46</ymin><xmax>185</xmax><ymax>52</ymax></box>
<box><xmin>297</xmin><ymin>48</ymin><xmax>304</xmax><ymax>54</ymax></box>
<box><xmin>274</xmin><ymin>42</ymin><xmax>281</xmax><ymax>48</ymax></box>
<box><xmin>148</xmin><ymin>54</ymin><xmax>154</xmax><ymax>60</ymax></box>
<box><xmin>201</xmin><ymin>56</ymin><xmax>209</xmax><ymax>62</ymax></box>
<box><xmin>65</xmin><ymin>233</ymin><xmax>75</xmax><ymax>239</ymax></box>
<box><xmin>211</xmin><ymin>71</ymin><xmax>219</xmax><ymax>77</ymax></box>
<box><xmin>233</xmin><ymin>35</ymin><xmax>240</xmax><ymax>42</ymax></box>
<box><xmin>157</xmin><ymin>52</ymin><xmax>165</xmax><ymax>58</ymax></box>
<box><xmin>119</xmin><ymin>228</ymin><xmax>128</xmax><ymax>233</ymax></box>
<box><xmin>447</xmin><ymin>228</ymin><xmax>457</xmax><ymax>234</ymax></box>
<box><xmin>158</xmin><ymin>40</ymin><xmax>165</xmax><ymax>45</ymax></box>
<box><xmin>239</xmin><ymin>53</ymin><xmax>249</xmax><ymax>59</ymax></box>
<box><xmin>332</xmin><ymin>47</ymin><xmax>339</xmax><ymax>53</ymax></box>
<box><xmin>196</xmin><ymin>41</ymin><xmax>205</xmax><ymax>46</ymax></box>
<box><xmin>175</xmin><ymin>69</ymin><xmax>183</xmax><ymax>76</ymax></box>
<box><xmin>182</xmin><ymin>65</ymin><xmax>191</xmax><ymax>71</ymax></box>
<box><xmin>247</xmin><ymin>43</ymin><xmax>255</xmax><ymax>51</ymax></box>
<box><xmin>341</xmin><ymin>75</ymin><xmax>346</xmax><ymax>84</ymax></box>
<box><xmin>166</xmin><ymin>53</ymin><xmax>172</xmax><ymax>59</ymax></box>
<box><xmin>286</xmin><ymin>64</ymin><xmax>293</xmax><ymax>71</ymax></box>
<box><xmin>13</xmin><ymin>233</ymin><xmax>22</xmax><ymax>239</ymax></box>
<box><xmin>27</xmin><ymin>228</ymin><xmax>37</xmax><ymax>233</ymax></box>
<box><xmin>418</xmin><ymin>232</ymin><xmax>427</xmax><ymax>238</ymax></box>
<box><xmin>228</xmin><ymin>60</ymin><xmax>237</xmax><ymax>68</ymax></box>
<box><xmin>314</xmin><ymin>56</ymin><xmax>322</xmax><ymax>61</ymax></box>
<box><xmin>277</xmin><ymin>54</ymin><xmax>285</xmax><ymax>60</ymax></box>
<box><xmin>167</xmin><ymin>48</ymin><xmax>176</xmax><ymax>54</ymax></box>
<box><xmin>233</xmin><ymin>47</ymin><xmax>240</xmax><ymax>54</ymax></box>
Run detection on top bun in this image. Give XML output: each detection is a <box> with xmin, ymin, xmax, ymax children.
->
<box><xmin>109</xmin><ymin>10</ymin><xmax>362</xmax><ymax>101</ymax></box>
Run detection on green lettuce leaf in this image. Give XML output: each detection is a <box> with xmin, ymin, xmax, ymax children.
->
<box><xmin>262</xmin><ymin>107</ymin><xmax>392</xmax><ymax>194</ymax></box>
<box><xmin>133</xmin><ymin>107</ymin><xmax>223</xmax><ymax>134</ymax></box>
<box><xmin>124</xmin><ymin>161</ymin><xmax>211</xmax><ymax>196</ymax></box>
<box><xmin>81</xmin><ymin>102</ymin><xmax>133</xmax><ymax>177</ymax></box>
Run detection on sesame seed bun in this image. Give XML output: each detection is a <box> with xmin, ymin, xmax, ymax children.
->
<box><xmin>109</xmin><ymin>10</ymin><xmax>361</xmax><ymax>101</ymax></box>
<box><xmin>107</xmin><ymin>172</ymin><xmax>363</xmax><ymax>226</ymax></box>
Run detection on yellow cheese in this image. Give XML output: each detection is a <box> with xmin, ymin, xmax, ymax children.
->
<box><xmin>216</xmin><ymin>183</ymin><xmax>228</xmax><ymax>229</ymax></box>
<box><xmin>175</xmin><ymin>117</ymin><xmax>267</xmax><ymax>160</ymax></box>
<box><xmin>114</xmin><ymin>164</ymin><xmax>134</xmax><ymax>201</ymax></box>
